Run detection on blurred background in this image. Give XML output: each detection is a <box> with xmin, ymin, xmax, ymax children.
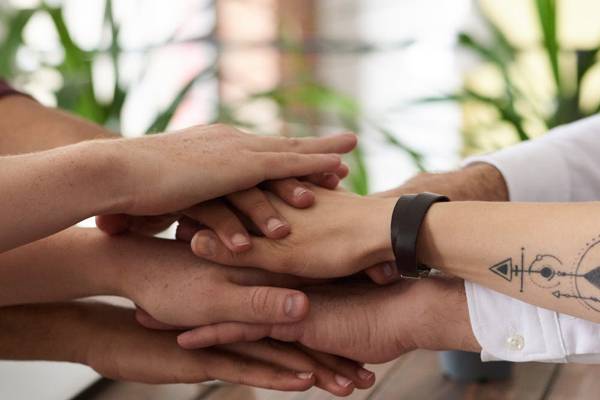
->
<box><xmin>3</xmin><ymin>0</ymin><xmax>600</xmax><ymax>193</ymax></box>
<box><xmin>2</xmin><ymin>0</ymin><xmax>600</xmax><ymax>398</ymax></box>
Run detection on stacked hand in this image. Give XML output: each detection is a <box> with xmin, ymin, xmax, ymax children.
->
<box><xmin>185</xmin><ymin>186</ymin><xmax>397</xmax><ymax>278</ymax></box>
<box><xmin>1</xmin><ymin>97</ymin><xmax>485</xmax><ymax>397</ymax></box>
<box><xmin>116</xmin><ymin>179</ymin><xmax>480</xmax><ymax>386</ymax></box>
<box><xmin>176</xmin><ymin>278</ymin><xmax>479</xmax><ymax>363</ymax></box>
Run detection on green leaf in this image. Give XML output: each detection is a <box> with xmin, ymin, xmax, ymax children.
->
<box><xmin>44</xmin><ymin>5</ymin><xmax>108</xmax><ymax>123</ymax></box>
<box><xmin>145</xmin><ymin>63</ymin><xmax>217</xmax><ymax>133</ymax></box>
<box><xmin>535</xmin><ymin>0</ymin><xmax>561</xmax><ymax>96</ymax></box>
<box><xmin>367</xmin><ymin>121</ymin><xmax>425</xmax><ymax>171</ymax></box>
<box><xmin>104</xmin><ymin>0</ymin><xmax>126</xmax><ymax>124</ymax></box>
<box><xmin>0</xmin><ymin>9</ymin><xmax>35</xmax><ymax>77</ymax></box>
<box><xmin>347</xmin><ymin>147</ymin><xmax>369</xmax><ymax>195</ymax></box>
<box><xmin>410</xmin><ymin>91</ymin><xmax>529</xmax><ymax>141</ymax></box>
<box><xmin>249</xmin><ymin>82</ymin><xmax>360</xmax><ymax>119</ymax></box>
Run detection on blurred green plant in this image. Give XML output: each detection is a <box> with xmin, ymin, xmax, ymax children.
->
<box><xmin>416</xmin><ymin>0</ymin><xmax>600</xmax><ymax>154</ymax></box>
<box><xmin>0</xmin><ymin>0</ymin><xmax>424</xmax><ymax>195</ymax></box>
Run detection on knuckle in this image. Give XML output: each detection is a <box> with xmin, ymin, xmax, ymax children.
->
<box><xmin>231</xmin><ymin>359</ymin><xmax>252</xmax><ymax>385</ymax></box>
<box><xmin>249</xmin><ymin>286</ymin><xmax>277</xmax><ymax>317</ymax></box>
<box><xmin>246</xmin><ymin>198</ymin><xmax>273</xmax><ymax>216</ymax></box>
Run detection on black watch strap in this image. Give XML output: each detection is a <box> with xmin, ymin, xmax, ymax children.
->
<box><xmin>391</xmin><ymin>193</ymin><xmax>449</xmax><ymax>278</ymax></box>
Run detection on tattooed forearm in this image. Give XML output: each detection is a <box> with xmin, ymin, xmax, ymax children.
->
<box><xmin>489</xmin><ymin>236</ymin><xmax>600</xmax><ymax>312</ymax></box>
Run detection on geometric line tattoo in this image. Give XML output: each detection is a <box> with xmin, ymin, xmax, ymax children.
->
<box><xmin>488</xmin><ymin>237</ymin><xmax>600</xmax><ymax>313</ymax></box>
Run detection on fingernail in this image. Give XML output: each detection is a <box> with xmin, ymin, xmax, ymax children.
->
<box><xmin>383</xmin><ymin>263</ymin><xmax>395</xmax><ymax>278</ymax></box>
<box><xmin>357</xmin><ymin>368</ymin><xmax>374</xmax><ymax>381</ymax></box>
<box><xmin>293</xmin><ymin>187</ymin><xmax>309</xmax><ymax>198</ymax></box>
<box><xmin>296</xmin><ymin>371</ymin><xmax>314</xmax><ymax>380</ymax></box>
<box><xmin>334</xmin><ymin>374</ymin><xmax>353</xmax><ymax>388</ymax></box>
<box><xmin>193</xmin><ymin>235</ymin><xmax>216</xmax><ymax>257</ymax></box>
<box><xmin>267</xmin><ymin>218</ymin><xmax>286</xmax><ymax>233</ymax></box>
<box><xmin>231</xmin><ymin>233</ymin><xmax>250</xmax><ymax>248</ymax></box>
<box><xmin>284</xmin><ymin>294</ymin><xmax>305</xmax><ymax>318</ymax></box>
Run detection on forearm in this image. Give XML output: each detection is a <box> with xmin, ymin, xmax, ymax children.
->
<box><xmin>375</xmin><ymin>163</ymin><xmax>508</xmax><ymax>201</ymax></box>
<box><xmin>0</xmin><ymin>141</ymin><xmax>126</xmax><ymax>251</ymax></box>
<box><xmin>0</xmin><ymin>96</ymin><xmax>117</xmax><ymax>155</ymax></box>
<box><xmin>418</xmin><ymin>201</ymin><xmax>600</xmax><ymax>323</ymax></box>
<box><xmin>0</xmin><ymin>302</ymin><xmax>94</xmax><ymax>363</ymax></box>
<box><xmin>0</xmin><ymin>228</ymin><xmax>122</xmax><ymax>306</ymax></box>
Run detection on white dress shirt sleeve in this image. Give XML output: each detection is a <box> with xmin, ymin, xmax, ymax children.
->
<box><xmin>461</xmin><ymin>115</ymin><xmax>600</xmax><ymax>363</ymax></box>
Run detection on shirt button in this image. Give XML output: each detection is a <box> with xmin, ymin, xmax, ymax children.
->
<box><xmin>506</xmin><ymin>334</ymin><xmax>525</xmax><ymax>351</ymax></box>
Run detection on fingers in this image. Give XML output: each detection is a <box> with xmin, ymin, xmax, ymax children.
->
<box><xmin>221</xmin><ymin>340</ymin><xmax>358</xmax><ymax>396</ymax></box>
<box><xmin>365</xmin><ymin>262</ymin><xmax>399</xmax><ymax>285</ymax></box>
<box><xmin>178</xmin><ymin>319</ymin><xmax>307</xmax><ymax>349</ymax></box>
<box><xmin>95</xmin><ymin>214</ymin><xmax>132</xmax><ymax>235</ymax></box>
<box><xmin>191</xmin><ymin>230</ymin><xmax>289</xmax><ymax>274</ymax></box>
<box><xmin>184</xmin><ymin>200</ymin><xmax>251</xmax><ymax>253</ymax></box>
<box><xmin>306</xmin><ymin>163</ymin><xmax>350</xmax><ymax>189</ymax></box>
<box><xmin>264</xmin><ymin>178</ymin><xmax>315</xmax><ymax>209</ymax></box>
<box><xmin>216</xmin><ymin>285</ymin><xmax>309</xmax><ymax>324</ymax></box>
<box><xmin>266</xmin><ymin>163</ymin><xmax>350</xmax><ymax>209</ymax></box>
<box><xmin>297</xmin><ymin>344</ymin><xmax>376</xmax><ymax>390</ymax></box>
<box><xmin>260</xmin><ymin>152</ymin><xmax>342</xmax><ymax>181</ymax></box>
<box><xmin>200</xmin><ymin>349</ymin><xmax>315</xmax><ymax>391</ymax></box>
<box><xmin>178</xmin><ymin>323</ymin><xmax>273</xmax><ymax>349</ymax></box>
<box><xmin>257</xmin><ymin>133</ymin><xmax>357</xmax><ymax>154</ymax></box>
<box><xmin>227</xmin><ymin>187</ymin><xmax>291</xmax><ymax>239</ymax></box>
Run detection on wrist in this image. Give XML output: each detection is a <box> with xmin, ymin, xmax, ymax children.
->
<box><xmin>71</xmin><ymin>229</ymin><xmax>129</xmax><ymax>298</ymax></box>
<box><xmin>360</xmin><ymin>197</ymin><xmax>397</xmax><ymax>265</ymax></box>
<box><xmin>415</xmin><ymin>201</ymin><xmax>450</xmax><ymax>271</ymax></box>
<box><xmin>376</xmin><ymin>163</ymin><xmax>508</xmax><ymax>202</ymax></box>
<box><xmin>391</xmin><ymin>278</ymin><xmax>480</xmax><ymax>352</ymax></box>
<box><xmin>0</xmin><ymin>303</ymin><xmax>94</xmax><ymax>364</ymax></box>
<box><xmin>75</xmin><ymin>139</ymin><xmax>132</xmax><ymax>215</ymax></box>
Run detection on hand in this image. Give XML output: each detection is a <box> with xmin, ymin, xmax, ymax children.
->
<box><xmin>96</xmin><ymin>163</ymin><xmax>350</xmax><ymax>253</ymax></box>
<box><xmin>187</xmin><ymin>185</ymin><xmax>397</xmax><ymax>278</ymax></box>
<box><xmin>177</xmin><ymin>277</ymin><xmax>481</xmax><ymax>364</ymax></box>
<box><xmin>102</xmin><ymin>124</ymin><xmax>356</xmax><ymax>216</ymax></box>
<box><xmin>108</xmin><ymin>233</ymin><xmax>317</xmax><ymax>327</ymax></box>
<box><xmin>48</xmin><ymin>302</ymin><xmax>373</xmax><ymax>395</ymax></box>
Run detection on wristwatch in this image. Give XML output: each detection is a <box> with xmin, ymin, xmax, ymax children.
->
<box><xmin>391</xmin><ymin>192</ymin><xmax>449</xmax><ymax>278</ymax></box>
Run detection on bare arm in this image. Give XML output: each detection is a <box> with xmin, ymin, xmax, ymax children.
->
<box><xmin>0</xmin><ymin>96</ymin><xmax>116</xmax><ymax>155</ymax></box>
<box><xmin>418</xmin><ymin>201</ymin><xmax>600</xmax><ymax>323</ymax></box>
<box><xmin>0</xmin><ymin>141</ymin><xmax>126</xmax><ymax>251</ymax></box>
<box><xmin>0</xmin><ymin>103</ymin><xmax>354</xmax><ymax>253</ymax></box>
<box><xmin>0</xmin><ymin>227</ymin><xmax>318</xmax><ymax>327</ymax></box>
<box><xmin>191</xmin><ymin>164</ymin><xmax>600</xmax><ymax>323</ymax></box>
<box><xmin>0</xmin><ymin>301</ymin><xmax>368</xmax><ymax>393</ymax></box>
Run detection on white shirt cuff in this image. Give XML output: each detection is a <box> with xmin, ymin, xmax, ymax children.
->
<box><xmin>465</xmin><ymin>281</ymin><xmax>569</xmax><ymax>363</ymax></box>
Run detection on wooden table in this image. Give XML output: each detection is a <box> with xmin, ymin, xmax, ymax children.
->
<box><xmin>77</xmin><ymin>350</ymin><xmax>600</xmax><ymax>400</ymax></box>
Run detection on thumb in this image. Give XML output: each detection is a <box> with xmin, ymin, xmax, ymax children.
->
<box><xmin>218</xmin><ymin>285</ymin><xmax>310</xmax><ymax>324</ymax></box>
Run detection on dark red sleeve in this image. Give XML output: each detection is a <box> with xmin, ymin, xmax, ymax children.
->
<box><xmin>0</xmin><ymin>79</ymin><xmax>29</xmax><ymax>100</ymax></box>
